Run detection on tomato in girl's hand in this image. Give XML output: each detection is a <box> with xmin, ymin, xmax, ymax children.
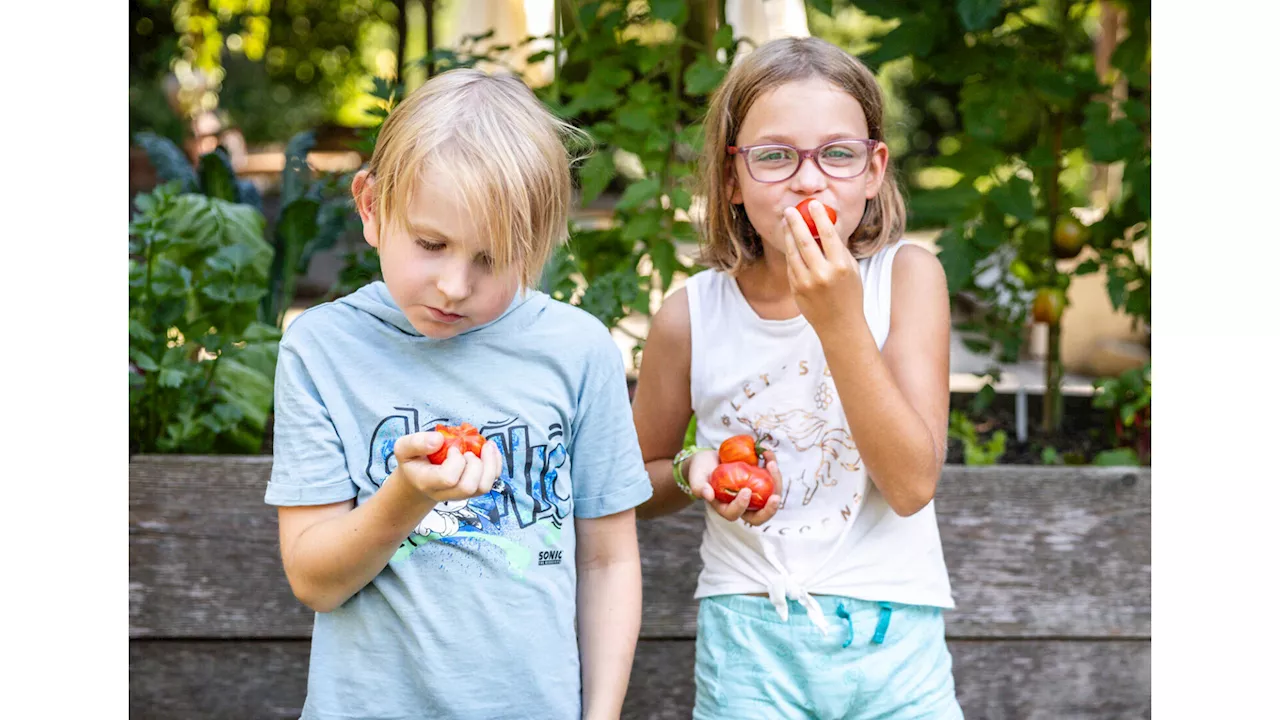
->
<box><xmin>795</xmin><ymin>199</ymin><xmax>837</xmax><ymax>247</ymax></box>
<box><xmin>718</xmin><ymin>434</ymin><xmax>761</xmax><ymax>466</ymax></box>
<box><xmin>709</xmin><ymin>461</ymin><xmax>775</xmax><ymax>511</ymax></box>
<box><xmin>427</xmin><ymin>422</ymin><xmax>486</xmax><ymax>464</ymax></box>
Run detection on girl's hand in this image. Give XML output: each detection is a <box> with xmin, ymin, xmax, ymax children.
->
<box><xmin>392</xmin><ymin>431</ymin><xmax>502</xmax><ymax>503</ymax></box>
<box><xmin>689</xmin><ymin>449</ymin><xmax>783</xmax><ymax>526</ymax></box>
<box><xmin>781</xmin><ymin>200</ymin><xmax>865</xmax><ymax>333</ymax></box>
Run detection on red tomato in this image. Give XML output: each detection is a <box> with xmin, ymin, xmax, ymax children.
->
<box><xmin>718</xmin><ymin>434</ymin><xmax>760</xmax><ymax>466</ymax></box>
<box><xmin>427</xmin><ymin>422</ymin><xmax>486</xmax><ymax>464</ymax></box>
<box><xmin>795</xmin><ymin>199</ymin><xmax>838</xmax><ymax>240</ymax></box>
<box><xmin>709</xmin><ymin>461</ymin><xmax>775</xmax><ymax>511</ymax></box>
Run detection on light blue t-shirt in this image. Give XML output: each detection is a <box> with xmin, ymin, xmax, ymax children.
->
<box><xmin>265</xmin><ymin>281</ymin><xmax>653</xmax><ymax>720</ymax></box>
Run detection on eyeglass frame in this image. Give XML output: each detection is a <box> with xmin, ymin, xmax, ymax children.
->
<box><xmin>726</xmin><ymin>138</ymin><xmax>880</xmax><ymax>184</ymax></box>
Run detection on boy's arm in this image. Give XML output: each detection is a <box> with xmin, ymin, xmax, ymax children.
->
<box><xmin>576</xmin><ymin>509</ymin><xmax>643</xmax><ymax>720</ymax></box>
<box><xmin>278</xmin><ymin>435</ymin><xmax>501</xmax><ymax>613</ymax></box>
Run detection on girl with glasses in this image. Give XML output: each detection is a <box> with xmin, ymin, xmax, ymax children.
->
<box><xmin>632</xmin><ymin>36</ymin><xmax>963</xmax><ymax>719</ymax></box>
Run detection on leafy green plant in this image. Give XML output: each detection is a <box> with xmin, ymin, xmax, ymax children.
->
<box><xmin>134</xmin><ymin>130</ymin><xmax>353</xmax><ymax>325</ymax></box>
<box><xmin>823</xmin><ymin>0</ymin><xmax>1151</xmax><ymax>434</ymax></box>
<box><xmin>948</xmin><ymin>410</ymin><xmax>1007</xmax><ymax>465</ymax></box>
<box><xmin>129</xmin><ymin>182</ymin><xmax>280</xmax><ymax>453</ymax></box>
<box><xmin>1091</xmin><ymin>362</ymin><xmax>1149</xmax><ymax>464</ymax></box>
<box><xmin>134</xmin><ymin>131</ymin><xmax>263</xmax><ymax>212</ymax></box>
<box><xmin>263</xmin><ymin>130</ymin><xmax>360</xmax><ymax>325</ymax></box>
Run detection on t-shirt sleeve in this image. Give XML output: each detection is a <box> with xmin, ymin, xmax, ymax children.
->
<box><xmin>264</xmin><ymin>340</ymin><xmax>358</xmax><ymax>506</ymax></box>
<box><xmin>568</xmin><ymin>339</ymin><xmax>654</xmax><ymax>518</ymax></box>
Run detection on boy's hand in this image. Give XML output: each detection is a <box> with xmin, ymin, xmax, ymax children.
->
<box><xmin>689</xmin><ymin>449</ymin><xmax>783</xmax><ymax>526</ymax></box>
<box><xmin>393</xmin><ymin>431</ymin><xmax>502</xmax><ymax>503</ymax></box>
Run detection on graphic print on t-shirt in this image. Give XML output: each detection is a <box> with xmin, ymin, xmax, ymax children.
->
<box><xmin>365</xmin><ymin>405</ymin><xmax>569</xmax><ymax>570</ymax></box>
<box><xmin>721</xmin><ymin>360</ymin><xmax>866</xmax><ymax>532</ymax></box>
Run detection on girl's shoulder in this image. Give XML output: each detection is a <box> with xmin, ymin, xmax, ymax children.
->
<box><xmin>886</xmin><ymin>241</ymin><xmax>946</xmax><ymax>291</ymax></box>
<box><xmin>648</xmin><ymin>283</ymin><xmax>691</xmax><ymax>348</ymax></box>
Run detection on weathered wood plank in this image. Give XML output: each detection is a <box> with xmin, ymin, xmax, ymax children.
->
<box><xmin>130</xmin><ymin>457</ymin><xmax>1149</xmax><ymax>639</ymax></box>
<box><xmin>129</xmin><ymin>638</ymin><xmax>1150</xmax><ymax>720</ymax></box>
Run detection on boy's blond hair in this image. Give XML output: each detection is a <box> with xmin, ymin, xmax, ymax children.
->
<box><xmin>698</xmin><ymin>37</ymin><xmax>907</xmax><ymax>274</ymax></box>
<box><xmin>365</xmin><ymin>68</ymin><xmax>586</xmax><ymax>287</ymax></box>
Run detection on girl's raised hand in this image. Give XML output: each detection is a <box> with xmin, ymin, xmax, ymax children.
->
<box><xmin>781</xmin><ymin>200</ymin><xmax>865</xmax><ymax>333</ymax></box>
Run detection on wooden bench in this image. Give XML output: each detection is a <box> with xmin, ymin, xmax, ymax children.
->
<box><xmin>130</xmin><ymin>457</ymin><xmax>1150</xmax><ymax>719</ymax></box>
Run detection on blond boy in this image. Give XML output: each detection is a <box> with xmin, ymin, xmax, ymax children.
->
<box><xmin>265</xmin><ymin>69</ymin><xmax>651</xmax><ymax>719</ymax></box>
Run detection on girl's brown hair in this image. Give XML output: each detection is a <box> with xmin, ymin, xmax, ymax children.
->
<box><xmin>698</xmin><ymin>37</ymin><xmax>906</xmax><ymax>273</ymax></box>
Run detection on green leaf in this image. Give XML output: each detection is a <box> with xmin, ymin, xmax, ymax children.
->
<box><xmin>971</xmin><ymin>382</ymin><xmax>997</xmax><ymax>414</ymax></box>
<box><xmin>132</xmin><ymin>351</ymin><xmax>160</xmax><ymax>372</ymax></box>
<box><xmin>539</xmin><ymin>244</ymin><xmax>580</xmax><ymax>300</ymax></box>
<box><xmin>960</xmin><ymin>81</ymin><xmax>1039</xmax><ymax>147</ymax></box>
<box><xmin>300</xmin><ymin>198</ymin><xmax>355</xmax><ymax>270</ymax></box>
<box><xmin>262</xmin><ymin>198</ymin><xmax>319</xmax><ymax>324</ymax></box>
<box><xmin>936</xmin><ymin>226</ymin><xmax>982</xmax><ymax>291</ymax></box>
<box><xmin>592</xmin><ymin>62</ymin><xmax>633</xmax><ymax>91</ymax></box>
<box><xmin>1106</xmin><ymin>270</ymin><xmax>1128</xmax><ymax>311</ymax></box>
<box><xmin>566</xmin><ymin>84</ymin><xmax>622</xmax><ymax>115</ymax></box>
<box><xmin>1041</xmin><ymin>446</ymin><xmax>1063</xmax><ymax>465</ymax></box>
<box><xmin>197</xmin><ymin>149</ymin><xmax>238</xmax><ymax>202</ymax></box>
<box><xmin>670</xmin><ymin>187</ymin><xmax>692</xmax><ymax>212</ymax></box>
<box><xmin>971</xmin><ymin>219</ymin><xmax>1003</xmax><ymax>251</ymax></box>
<box><xmin>648</xmin><ymin>0</ymin><xmax>686</xmax><ymax>22</ymax></box>
<box><xmin>908</xmin><ymin>184</ymin><xmax>981</xmax><ymax>228</ymax></box>
<box><xmin>714</xmin><ymin>24</ymin><xmax>735</xmax><ymax>51</ymax></box>
<box><xmin>1083</xmin><ymin>102</ymin><xmax>1144</xmax><ymax>163</ymax></box>
<box><xmin>577</xmin><ymin>151</ymin><xmax>616</xmax><ymax>206</ymax></box>
<box><xmin>648</xmin><ymin>239</ymin><xmax>679</xmax><ymax>290</ymax></box>
<box><xmin>808</xmin><ymin>0</ymin><xmax>836</xmax><ymax>16</ymax></box>
<box><xmin>621</xmin><ymin>211</ymin><xmax>663</xmax><ymax>243</ymax></box>
<box><xmin>989</xmin><ymin>176</ymin><xmax>1035</xmax><ymax>221</ymax></box>
<box><xmin>1093</xmin><ymin>448</ymin><xmax>1140</xmax><ymax>466</ymax></box>
<box><xmin>616</xmin><ymin>178</ymin><xmax>661</xmax><ymax>211</ymax></box>
<box><xmin>215</xmin><ymin>354</ymin><xmax>277</xmax><ymax>431</ymax></box>
<box><xmin>956</xmin><ymin>0</ymin><xmax>1003</xmax><ymax>31</ymax></box>
<box><xmin>855</xmin><ymin>1</ymin><xmax>911</xmax><ymax>19</ymax></box>
<box><xmin>1074</xmin><ymin>259</ymin><xmax>1101</xmax><ymax>276</ymax></box>
<box><xmin>1032</xmin><ymin>67</ymin><xmax>1076</xmax><ymax>110</ymax></box>
<box><xmin>134</xmin><ymin>132</ymin><xmax>197</xmax><ymax>191</ymax></box>
<box><xmin>158</xmin><ymin>366</ymin><xmax>187</xmax><ymax>388</ymax></box>
<box><xmin>129</xmin><ymin>319</ymin><xmax>156</xmax><ymax>343</ymax></box>
<box><xmin>618</xmin><ymin>103</ymin><xmax>656</xmax><ymax>133</ymax></box>
<box><xmin>577</xmin><ymin>270</ymin><xmax>641</xmax><ymax>329</ymax></box>
<box><xmin>862</xmin><ymin>16</ymin><xmax>936</xmax><ymax>68</ymax></box>
<box><xmin>1111</xmin><ymin>33</ymin><xmax>1149</xmax><ymax>78</ymax></box>
<box><xmin>1126</xmin><ymin>158</ymin><xmax>1151</xmax><ymax>217</ymax></box>
<box><xmin>683</xmin><ymin>55</ymin><xmax>726</xmax><ymax>96</ymax></box>
<box><xmin>934</xmin><ymin>140</ymin><xmax>1005</xmax><ymax>178</ymax></box>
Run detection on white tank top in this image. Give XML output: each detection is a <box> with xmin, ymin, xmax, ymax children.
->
<box><xmin>686</xmin><ymin>239</ymin><xmax>955</xmax><ymax>632</ymax></box>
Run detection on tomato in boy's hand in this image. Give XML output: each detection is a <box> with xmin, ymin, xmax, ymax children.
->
<box><xmin>709</xmin><ymin>461</ymin><xmax>775</xmax><ymax>511</ymax></box>
<box><xmin>427</xmin><ymin>422</ymin><xmax>486</xmax><ymax>464</ymax></box>
<box><xmin>718</xmin><ymin>434</ymin><xmax>761</xmax><ymax>466</ymax></box>
<box><xmin>795</xmin><ymin>199</ymin><xmax>837</xmax><ymax>247</ymax></box>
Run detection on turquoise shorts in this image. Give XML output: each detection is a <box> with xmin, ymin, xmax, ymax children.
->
<box><xmin>693</xmin><ymin>594</ymin><xmax>963</xmax><ymax>720</ymax></box>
